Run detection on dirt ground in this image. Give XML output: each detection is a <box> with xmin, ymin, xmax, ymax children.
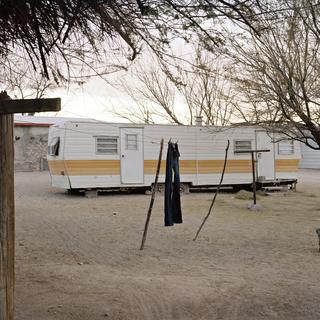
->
<box><xmin>15</xmin><ymin>170</ymin><xmax>320</xmax><ymax>320</ymax></box>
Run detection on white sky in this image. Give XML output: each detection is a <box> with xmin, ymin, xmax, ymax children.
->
<box><xmin>40</xmin><ymin>39</ymin><xmax>198</xmax><ymax>122</ymax></box>
<box><xmin>42</xmin><ymin>76</ymin><xmax>137</xmax><ymax>122</ymax></box>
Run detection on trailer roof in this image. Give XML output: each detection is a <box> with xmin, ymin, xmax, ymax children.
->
<box><xmin>53</xmin><ymin>119</ymin><xmax>259</xmax><ymax>130</ymax></box>
<box><xmin>14</xmin><ymin>115</ymin><xmax>89</xmax><ymax>127</ymax></box>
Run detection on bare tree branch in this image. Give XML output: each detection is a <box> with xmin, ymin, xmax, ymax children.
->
<box><xmin>228</xmin><ymin>3</ymin><xmax>320</xmax><ymax>149</ymax></box>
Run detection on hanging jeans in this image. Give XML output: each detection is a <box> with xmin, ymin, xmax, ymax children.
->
<box><xmin>164</xmin><ymin>142</ymin><xmax>183</xmax><ymax>226</ymax></box>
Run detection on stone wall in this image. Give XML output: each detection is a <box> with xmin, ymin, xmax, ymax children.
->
<box><xmin>14</xmin><ymin>126</ymin><xmax>49</xmax><ymax>172</ymax></box>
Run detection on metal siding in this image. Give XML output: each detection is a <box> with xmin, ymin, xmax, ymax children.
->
<box><xmin>299</xmin><ymin>142</ymin><xmax>320</xmax><ymax>169</ymax></box>
<box><xmin>48</xmin><ymin>122</ymin><xmax>302</xmax><ymax>189</ymax></box>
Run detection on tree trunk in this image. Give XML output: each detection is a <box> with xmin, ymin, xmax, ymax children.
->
<box><xmin>0</xmin><ymin>110</ymin><xmax>15</xmax><ymax>319</ymax></box>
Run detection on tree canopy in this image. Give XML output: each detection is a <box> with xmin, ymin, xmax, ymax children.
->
<box><xmin>2</xmin><ymin>0</ymin><xmax>320</xmax><ymax>149</ymax></box>
<box><xmin>0</xmin><ymin>0</ymin><xmax>259</xmax><ymax>79</ymax></box>
<box><xmin>226</xmin><ymin>0</ymin><xmax>320</xmax><ymax>149</ymax></box>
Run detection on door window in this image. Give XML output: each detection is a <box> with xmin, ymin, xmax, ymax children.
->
<box><xmin>126</xmin><ymin>134</ymin><xmax>138</xmax><ymax>150</ymax></box>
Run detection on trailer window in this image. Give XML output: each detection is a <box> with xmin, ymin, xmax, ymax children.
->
<box><xmin>96</xmin><ymin>136</ymin><xmax>118</xmax><ymax>154</ymax></box>
<box><xmin>48</xmin><ymin>137</ymin><xmax>60</xmax><ymax>156</ymax></box>
<box><xmin>278</xmin><ymin>140</ymin><xmax>294</xmax><ymax>155</ymax></box>
<box><xmin>126</xmin><ymin>134</ymin><xmax>138</xmax><ymax>150</ymax></box>
<box><xmin>234</xmin><ymin>140</ymin><xmax>252</xmax><ymax>153</ymax></box>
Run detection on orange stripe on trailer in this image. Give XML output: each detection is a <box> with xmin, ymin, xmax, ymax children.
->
<box><xmin>144</xmin><ymin>160</ymin><xmax>166</xmax><ymax>175</ymax></box>
<box><xmin>275</xmin><ymin>159</ymin><xmax>299</xmax><ymax>172</ymax></box>
<box><xmin>48</xmin><ymin>160</ymin><xmax>120</xmax><ymax>176</ymax></box>
<box><xmin>144</xmin><ymin>159</ymin><xmax>252</xmax><ymax>174</ymax></box>
<box><xmin>48</xmin><ymin>158</ymin><xmax>300</xmax><ymax>176</ymax></box>
<box><xmin>198</xmin><ymin>160</ymin><xmax>252</xmax><ymax>174</ymax></box>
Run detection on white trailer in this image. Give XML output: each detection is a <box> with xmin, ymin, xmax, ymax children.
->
<box><xmin>47</xmin><ymin>121</ymin><xmax>300</xmax><ymax>192</ymax></box>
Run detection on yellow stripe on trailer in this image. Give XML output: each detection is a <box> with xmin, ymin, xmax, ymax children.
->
<box><xmin>49</xmin><ymin>158</ymin><xmax>299</xmax><ymax>176</ymax></box>
<box><xmin>48</xmin><ymin>160</ymin><xmax>120</xmax><ymax>176</ymax></box>
<box><xmin>275</xmin><ymin>159</ymin><xmax>299</xmax><ymax>172</ymax></box>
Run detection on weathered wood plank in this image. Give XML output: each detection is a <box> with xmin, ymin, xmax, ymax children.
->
<box><xmin>0</xmin><ymin>91</ymin><xmax>61</xmax><ymax>320</ymax></box>
<box><xmin>0</xmin><ymin>113</ymin><xmax>15</xmax><ymax>320</ymax></box>
<box><xmin>0</xmin><ymin>98</ymin><xmax>61</xmax><ymax>114</ymax></box>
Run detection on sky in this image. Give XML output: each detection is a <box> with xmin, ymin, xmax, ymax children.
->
<box><xmin>37</xmin><ymin>39</ymin><xmax>197</xmax><ymax>123</ymax></box>
<box><xmin>52</xmin><ymin>78</ymin><xmax>129</xmax><ymax>122</ymax></box>
<box><xmin>51</xmin><ymin>79</ymin><xmax>190</xmax><ymax>124</ymax></box>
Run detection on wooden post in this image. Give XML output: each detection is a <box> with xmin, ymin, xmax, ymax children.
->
<box><xmin>140</xmin><ymin>139</ymin><xmax>164</xmax><ymax>250</ymax></box>
<box><xmin>0</xmin><ymin>92</ymin><xmax>61</xmax><ymax>320</ymax></box>
<box><xmin>316</xmin><ymin>229</ymin><xmax>320</xmax><ymax>252</ymax></box>
<box><xmin>193</xmin><ymin>140</ymin><xmax>230</xmax><ymax>241</ymax></box>
<box><xmin>234</xmin><ymin>149</ymin><xmax>270</xmax><ymax>208</ymax></box>
<box><xmin>0</xmin><ymin>112</ymin><xmax>14</xmax><ymax>320</ymax></box>
<box><xmin>251</xmin><ymin>152</ymin><xmax>257</xmax><ymax>205</ymax></box>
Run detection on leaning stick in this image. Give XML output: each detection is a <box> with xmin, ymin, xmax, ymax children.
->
<box><xmin>193</xmin><ymin>140</ymin><xmax>230</xmax><ymax>241</ymax></box>
<box><xmin>140</xmin><ymin>138</ymin><xmax>164</xmax><ymax>250</ymax></box>
<box><xmin>316</xmin><ymin>229</ymin><xmax>320</xmax><ymax>252</ymax></box>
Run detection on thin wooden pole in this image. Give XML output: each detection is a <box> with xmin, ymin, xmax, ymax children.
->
<box><xmin>140</xmin><ymin>139</ymin><xmax>164</xmax><ymax>250</ymax></box>
<box><xmin>251</xmin><ymin>152</ymin><xmax>257</xmax><ymax>205</ymax></box>
<box><xmin>0</xmin><ymin>106</ymin><xmax>15</xmax><ymax>319</ymax></box>
<box><xmin>193</xmin><ymin>140</ymin><xmax>230</xmax><ymax>241</ymax></box>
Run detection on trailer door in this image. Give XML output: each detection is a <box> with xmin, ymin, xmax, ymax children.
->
<box><xmin>120</xmin><ymin>128</ymin><xmax>144</xmax><ymax>184</ymax></box>
<box><xmin>255</xmin><ymin>130</ymin><xmax>275</xmax><ymax>180</ymax></box>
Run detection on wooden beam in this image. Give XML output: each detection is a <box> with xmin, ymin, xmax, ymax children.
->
<box><xmin>0</xmin><ymin>98</ymin><xmax>61</xmax><ymax>114</ymax></box>
<box><xmin>0</xmin><ymin>91</ymin><xmax>61</xmax><ymax>320</ymax></box>
<box><xmin>0</xmin><ymin>113</ymin><xmax>15</xmax><ymax>320</ymax></box>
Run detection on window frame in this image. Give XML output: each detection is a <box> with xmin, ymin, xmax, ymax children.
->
<box><xmin>125</xmin><ymin>133</ymin><xmax>138</xmax><ymax>150</ymax></box>
<box><xmin>234</xmin><ymin>139</ymin><xmax>253</xmax><ymax>154</ymax></box>
<box><xmin>95</xmin><ymin>136</ymin><xmax>119</xmax><ymax>155</ymax></box>
<box><xmin>48</xmin><ymin>137</ymin><xmax>60</xmax><ymax>156</ymax></box>
<box><xmin>278</xmin><ymin>140</ymin><xmax>294</xmax><ymax>155</ymax></box>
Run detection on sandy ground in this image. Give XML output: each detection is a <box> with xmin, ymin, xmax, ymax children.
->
<box><xmin>15</xmin><ymin>170</ymin><xmax>320</xmax><ymax>320</ymax></box>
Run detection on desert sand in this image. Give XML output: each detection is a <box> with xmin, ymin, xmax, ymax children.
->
<box><xmin>15</xmin><ymin>170</ymin><xmax>320</xmax><ymax>319</ymax></box>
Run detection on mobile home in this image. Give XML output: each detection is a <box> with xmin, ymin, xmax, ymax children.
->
<box><xmin>47</xmin><ymin>121</ymin><xmax>300</xmax><ymax>192</ymax></box>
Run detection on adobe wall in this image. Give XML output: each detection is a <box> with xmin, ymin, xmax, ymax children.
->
<box><xmin>14</xmin><ymin>126</ymin><xmax>49</xmax><ymax>171</ymax></box>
